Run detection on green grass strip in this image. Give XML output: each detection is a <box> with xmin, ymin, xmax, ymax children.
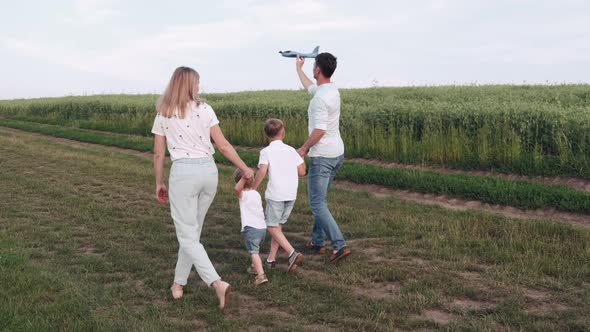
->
<box><xmin>339</xmin><ymin>163</ymin><xmax>590</xmax><ymax>214</ymax></box>
<box><xmin>0</xmin><ymin>118</ymin><xmax>153</xmax><ymax>152</ymax></box>
<box><xmin>2</xmin><ymin>118</ymin><xmax>590</xmax><ymax>214</ymax></box>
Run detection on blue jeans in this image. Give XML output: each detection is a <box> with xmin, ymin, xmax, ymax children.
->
<box><xmin>308</xmin><ymin>154</ymin><xmax>346</xmax><ymax>251</ymax></box>
<box><xmin>242</xmin><ymin>226</ymin><xmax>266</xmax><ymax>254</ymax></box>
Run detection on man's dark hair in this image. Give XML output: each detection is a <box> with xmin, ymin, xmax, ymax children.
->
<box><xmin>315</xmin><ymin>52</ymin><xmax>337</xmax><ymax>78</ymax></box>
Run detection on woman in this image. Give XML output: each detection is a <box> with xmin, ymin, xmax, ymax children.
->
<box><xmin>152</xmin><ymin>66</ymin><xmax>253</xmax><ymax>309</ymax></box>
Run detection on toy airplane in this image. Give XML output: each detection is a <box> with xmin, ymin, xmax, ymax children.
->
<box><xmin>279</xmin><ymin>46</ymin><xmax>319</xmax><ymax>58</ymax></box>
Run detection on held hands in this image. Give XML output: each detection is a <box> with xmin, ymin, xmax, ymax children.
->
<box><xmin>297</xmin><ymin>146</ymin><xmax>308</xmax><ymax>158</ymax></box>
<box><xmin>234</xmin><ymin>168</ymin><xmax>253</xmax><ymax>199</ymax></box>
<box><xmin>241</xmin><ymin>167</ymin><xmax>254</xmax><ymax>180</ymax></box>
<box><xmin>296</xmin><ymin>55</ymin><xmax>305</xmax><ymax>70</ymax></box>
<box><xmin>156</xmin><ymin>184</ymin><xmax>169</xmax><ymax>204</ymax></box>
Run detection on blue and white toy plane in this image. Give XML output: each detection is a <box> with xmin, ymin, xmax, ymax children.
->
<box><xmin>279</xmin><ymin>46</ymin><xmax>319</xmax><ymax>58</ymax></box>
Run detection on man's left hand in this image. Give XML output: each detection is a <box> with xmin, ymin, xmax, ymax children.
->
<box><xmin>297</xmin><ymin>147</ymin><xmax>308</xmax><ymax>158</ymax></box>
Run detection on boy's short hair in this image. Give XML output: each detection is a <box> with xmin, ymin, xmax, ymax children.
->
<box><xmin>315</xmin><ymin>52</ymin><xmax>337</xmax><ymax>78</ymax></box>
<box><xmin>264</xmin><ymin>118</ymin><xmax>284</xmax><ymax>138</ymax></box>
<box><xmin>234</xmin><ymin>168</ymin><xmax>254</xmax><ymax>187</ymax></box>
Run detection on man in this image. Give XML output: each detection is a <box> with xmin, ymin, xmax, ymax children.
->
<box><xmin>295</xmin><ymin>53</ymin><xmax>351</xmax><ymax>262</ymax></box>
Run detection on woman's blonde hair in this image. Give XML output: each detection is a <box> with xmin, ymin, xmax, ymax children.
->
<box><xmin>156</xmin><ymin>66</ymin><xmax>202</xmax><ymax>118</ymax></box>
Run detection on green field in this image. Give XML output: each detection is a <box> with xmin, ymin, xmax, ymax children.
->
<box><xmin>2</xmin><ymin>86</ymin><xmax>590</xmax><ymax>330</ymax></box>
<box><xmin>2</xmin><ymin>119</ymin><xmax>590</xmax><ymax>215</ymax></box>
<box><xmin>2</xmin><ymin>85</ymin><xmax>590</xmax><ymax>178</ymax></box>
<box><xmin>1</xmin><ymin>129</ymin><xmax>590</xmax><ymax>331</ymax></box>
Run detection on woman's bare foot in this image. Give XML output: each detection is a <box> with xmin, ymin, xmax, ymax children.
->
<box><xmin>170</xmin><ymin>283</ymin><xmax>184</xmax><ymax>299</ymax></box>
<box><xmin>212</xmin><ymin>280</ymin><xmax>231</xmax><ymax>309</ymax></box>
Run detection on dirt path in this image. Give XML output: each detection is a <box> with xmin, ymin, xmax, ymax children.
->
<box><xmin>346</xmin><ymin>157</ymin><xmax>590</xmax><ymax>193</ymax></box>
<box><xmin>234</xmin><ymin>145</ymin><xmax>590</xmax><ymax>193</ymax></box>
<box><xmin>0</xmin><ymin>126</ymin><xmax>154</xmax><ymax>159</ymax></box>
<box><xmin>2</xmin><ymin>126</ymin><xmax>589</xmax><ymax>230</ymax></box>
<box><xmin>333</xmin><ymin>181</ymin><xmax>590</xmax><ymax>230</ymax></box>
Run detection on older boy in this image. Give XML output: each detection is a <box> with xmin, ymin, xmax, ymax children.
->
<box><xmin>252</xmin><ymin>118</ymin><xmax>307</xmax><ymax>272</ymax></box>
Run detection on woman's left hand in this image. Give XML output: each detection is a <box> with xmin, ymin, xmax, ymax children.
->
<box><xmin>241</xmin><ymin>167</ymin><xmax>254</xmax><ymax>180</ymax></box>
<box><xmin>156</xmin><ymin>184</ymin><xmax>169</xmax><ymax>204</ymax></box>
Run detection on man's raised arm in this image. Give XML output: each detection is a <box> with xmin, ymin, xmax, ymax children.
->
<box><xmin>296</xmin><ymin>55</ymin><xmax>314</xmax><ymax>90</ymax></box>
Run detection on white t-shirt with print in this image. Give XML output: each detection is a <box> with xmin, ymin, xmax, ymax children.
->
<box><xmin>239</xmin><ymin>190</ymin><xmax>267</xmax><ymax>231</ymax></box>
<box><xmin>306</xmin><ymin>83</ymin><xmax>345</xmax><ymax>158</ymax></box>
<box><xmin>258</xmin><ymin>140</ymin><xmax>304</xmax><ymax>202</ymax></box>
<box><xmin>151</xmin><ymin>102</ymin><xmax>219</xmax><ymax>161</ymax></box>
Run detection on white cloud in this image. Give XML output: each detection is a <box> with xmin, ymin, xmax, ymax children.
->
<box><xmin>1</xmin><ymin>0</ymin><xmax>589</xmax><ymax>98</ymax></box>
<box><xmin>1</xmin><ymin>1</ymin><xmax>392</xmax><ymax>84</ymax></box>
<box><xmin>66</xmin><ymin>0</ymin><xmax>122</xmax><ymax>25</ymax></box>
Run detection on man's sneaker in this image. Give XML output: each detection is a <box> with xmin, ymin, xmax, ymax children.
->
<box><xmin>264</xmin><ymin>259</ymin><xmax>276</xmax><ymax>269</ymax></box>
<box><xmin>246</xmin><ymin>265</ymin><xmax>258</xmax><ymax>275</ymax></box>
<box><xmin>254</xmin><ymin>274</ymin><xmax>269</xmax><ymax>286</ymax></box>
<box><xmin>305</xmin><ymin>241</ymin><xmax>326</xmax><ymax>255</ymax></box>
<box><xmin>287</xmin><ymin>251</ymin><xmax>303</xmax><ymax>273</ymax></box>
<box><xmin>329</xmin><ymin>247</ymin><xmax>351</xmax><ymax>263</ymax></box>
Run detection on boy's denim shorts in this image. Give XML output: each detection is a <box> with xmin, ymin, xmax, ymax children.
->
<box><xmin>265</xmin><ymin>199</ymin><xmax>295</xmax><ymax>227</ymax></box>
<box><xmin>242</xmin><ymin>226</ymin><xmax>266</xmax><ymax>254</ymax></box>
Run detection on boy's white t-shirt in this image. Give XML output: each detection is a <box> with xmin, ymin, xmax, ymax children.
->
<box><xmin>258</xmin><ymin>140</ymin><xmax>304</xmax><ymax>202</ymax></box>
<box><xmin>239</xmin><ymin>190</ymin><xmax>267</xmax><ymax>231</ymax></box>
<box><xmin>151</xmin><ymin>101</ymin><xmax>219</xmax><ymax>161</ymax></box>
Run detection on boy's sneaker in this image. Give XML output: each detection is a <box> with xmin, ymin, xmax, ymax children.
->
<box><xmin>287</xmin><ymin>251</ymin><xmax>303</xmax><ymax>273</ymax></box>
<box><xmin>264</xmin><ymin>259</ymin><xmax>276</xmax><ymax>269</ymax></box>
<box><xmin>254</xmin><ymin>274</ymin><xmax>269</xmax><ymax>286</ymax></box>
<box><xmin>329</xmin><ymin>247</ymin><xmax>351</xmax><ymax>263</ymax></box>
<box><xmin>305</xmin><ymin>241</ymin><xmax>326</xmax><ymax>255</ymax></box>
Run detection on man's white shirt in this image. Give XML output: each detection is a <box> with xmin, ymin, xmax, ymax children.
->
<box><xmin>307</xmin><ymin>83</ymin><xmax>345</xmax><ymax>158</ymax></box>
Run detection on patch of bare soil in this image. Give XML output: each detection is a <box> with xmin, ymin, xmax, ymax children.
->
<box><xmin>458</xmin><ymin>271</ymin><xmax>485</xmax><ymax>283</ymax></box>
<box><xmin>525</xmin><ymin>303</ymin><xmax>570</xmax><ymax>316</ymax></box>
<box><xmin>333</xmin><ymin>180</ymin><xmax>590</xmax><ymax>230</ymax></box>
<box><xmin>362</xmin><ymin>247</ymin><xmax>385</xmax><ymax>261</ymax></box>
<box><xmin>450</xmin><ymin>298</ymin><xmax>496</xmax><ymax>311</ymax></box>
<box><xmin>282</xmin><ymin>231</ymin><xmax>307</xmax><ymax>241</ymax></box>
<box><xmin>345</xmin><ymin>237</ymin><xmax>384</xmax><ymax>246</ymax></box>
<box><xmin>524</xmin><ymin>288</ymin><xmax>549</xmax><ymax>301</ymax></box>
<box><xmin>301</xmin><ymin>324</ymin><xmax>338</xmax><ymax>332</ymax></box>
<box><xmin>80</xmin><ymin>243</ymin><xmax>102</xmax><ymax>256</ymax></box>
<box><xmin>412</xmin><ymin>309</ymin><xmax>455</xmax><ymax>325</ymax></box>
<box><xmin>522</xmin><ymin>287</ymin><xmax>571</xmax><ymax>316</ymax></box>
<box><xmin>228</xmin><ymin>293</ymin><xmax>294</xmax><ymax>323</ymax></box>
<box><xmin>169</xmin><ymin>317</ymin><xmax>209</xmax><ymax>330</ymax></box>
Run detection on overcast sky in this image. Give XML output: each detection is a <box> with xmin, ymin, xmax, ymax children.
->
<box><xmin>1</xmin><ymin>0</ymin><xmax>589</xmax><ymax>99</ymax></box>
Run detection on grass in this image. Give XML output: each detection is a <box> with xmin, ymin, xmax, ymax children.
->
<box><xmin>339</xmin><ymin>163</ymin><xmax>590</xmax><ymax>213</ymax></box>
<box><xmin>0</xmin><ymin>118</ymin><xmax>153</xmax><ymax>152</ymax></box>
<box><xmin>2</xmin><ymin>119</ymin><xmax>590</xmax><ymax>214</ymax></box>
<box><xmin>2</xmin><ymin>85</ymin><xmax>590</xmax><ymax>178</ymax></box>
<box><xmin>1</xmin><ymin>129</ymin><xmax>590</xmax><ymax>331</ymax></box>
